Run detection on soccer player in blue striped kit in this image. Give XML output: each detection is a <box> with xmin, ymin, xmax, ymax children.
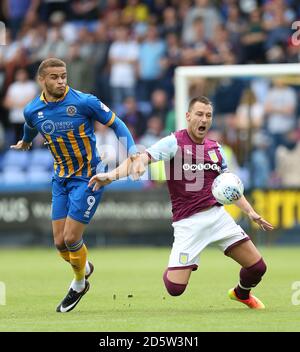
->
<box><xmin>11</xmin><ymin>58</ymin><xmax>144</xmax><ymax>313</ymax></box>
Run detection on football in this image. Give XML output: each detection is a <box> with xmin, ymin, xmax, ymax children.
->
<box><xmin>211</xmin><ymin>172</ymin><xmax>244</xmax><ymax>205</ymax></box>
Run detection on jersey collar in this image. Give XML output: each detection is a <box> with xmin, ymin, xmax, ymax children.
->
<box><xmin>40</xmin><ymin>86</ymin><xmax>70</xmax><ymax>104</ymax></box>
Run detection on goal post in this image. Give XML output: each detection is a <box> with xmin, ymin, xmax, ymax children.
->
<box><xmin>174</xmin><ymin>63</ymin><xmax>300</xmax><ymax>130</ymax></box>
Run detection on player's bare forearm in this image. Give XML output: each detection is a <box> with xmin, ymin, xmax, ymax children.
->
<box><xmin>88</xmin><ymin>153</ymin><xmax>150</xmax><ymax>191</ymax></box>
<box><xmin>234</xmin><ymin>195</ymin><xmax>254</xmax><ymax>215</ymax></box>
<box><xmin>234</xmin><ymin>195</ymin><xmax>274</xmax><ymax>231</ymax></box>
<box><xmin>109</xmin><ymin>153</ymin><xmax>149</xmax><ymax>180</ymax></box>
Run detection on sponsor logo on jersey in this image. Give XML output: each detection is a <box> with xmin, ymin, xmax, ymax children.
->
<box><xmin>54</xmin><ymin>121</ymin><xmax>74</xmax><ymax>132</ymax></box>
<box><xmin>182</xmin><ymin>163</ymin><xmax>221</xmax><ymax>172</ymax></box>
<box><xmin>37</xmin><ymin>111</ymin><xmax>44</xmax><ymax>118</ymax></box>
<box><xmin>66</xmin><ymin>105</ymin><xmax>77</xmax><ymax>116</ymax></box>
<box><xmin>41</xmin><ymin>120</ymin><xmax>55</xmax><ymax>135</ymax></box>
<box><xmin>208</xmin><ymin>150</ymin><xmax>219</xmax><ymax>163</ymax></box>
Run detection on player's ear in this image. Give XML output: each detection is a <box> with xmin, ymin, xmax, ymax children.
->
<box><xmin>186</xmin><ymin>111</ymin><xmax>191</xmax><ymax>122</ymax></box>
<box><xmin>37</xmin><ymin>74</ymin><xmax>45</xmax><ymax>88</ymax></box>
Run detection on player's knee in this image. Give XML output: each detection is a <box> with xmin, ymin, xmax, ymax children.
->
<box><xmin>242</xmin><ymin>257</ymin><xmax>267</xmax><ymax>287</ymax></box>
<box><xmin>63</xmin><ymin>231</ymin><xmax>80</xmax><ymax>247</ymax></box>
<box><xmin>163</xmin><ymin>270</ymin><xmax>187</xmax><ymax>296</ymax></box>
<box><xmin>249</xmin><ymin>257</ymin><xmax>267</xmax><ymax>277</ymax></box>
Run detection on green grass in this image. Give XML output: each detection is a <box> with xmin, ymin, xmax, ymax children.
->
<box><xmin>0</xmin><ymin>246</ymin><xmax>299</xmax><ymax>332</ymax></box>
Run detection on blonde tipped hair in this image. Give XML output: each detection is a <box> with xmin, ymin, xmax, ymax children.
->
<box><xmin>38</xmin><ymin>58</ymin><xmax>66</xmax><ymax>77</ymax></box>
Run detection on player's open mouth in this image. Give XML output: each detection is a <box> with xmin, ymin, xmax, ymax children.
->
<box><xmin>198</xmin><ymin>126</ymin><xmax>206</xmax><ymax>132</ymax></box>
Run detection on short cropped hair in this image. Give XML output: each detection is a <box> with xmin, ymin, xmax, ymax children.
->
<box><xmin>188</xmin><ymin>96</ymin><xmax>213</xmax><ymax>111</ymax></box>
<box><xmin>38</xmin><ymin>58</ymin><xmax>66</xmax><ymax>77</ymax></box>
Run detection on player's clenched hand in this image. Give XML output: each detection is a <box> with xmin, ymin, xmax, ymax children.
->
<box><xmin>88</xmin><ymin>173</ymin><xmax>113</xmax><ymax>191</ymax></box>
<box><xmin>10</xmin><ymin>140</ymin><xmax>32</xmax><ymax>151</ymax></box>
<box><xmin>248</xmin><ymin>211</ymin><xmax>274</xmax><ymax>231</ymax></box>
<box><xmin>130</xmin><ymin>155</ymin><xmax>146</xmax><ymax>180</ymax></box>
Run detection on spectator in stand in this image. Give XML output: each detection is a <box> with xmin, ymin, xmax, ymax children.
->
<box><xmin>0</xmin><ymin>29</ymin><xmax>29</xmax><ymax>87</ymax></box>
<box><xmin>159</xmin><ymin>32</ymin><xmax>181</xmax><ymax>98</ymax></box>
<box><xmin>38</xmin><ymin>0</ymin><xmax>70</xmax><ymax>21</ymax></box>
<box><xmin>34</xmin><ymin>25</ymin><xmax>68</xmax><ymax>62</ymax></box>
<box><xmin>264</xmin><ymin>78</ymin><xmax>297</xmax><ymax>150</ymax></box>
<box><xmin>108</xmin><ymin>25</ymin><xmax>139</xmax><ymax>108</ymax></box>
<box><xmin>65</xmin><ymin>42</ymin><xmax>90</xmax><ymax>93</ymax></box>
<box><xmin>275</xmin><ymin>130</ymin><xmax>300</xmax><ymax>187</ymax></box>
<box><xmin>2</xmin><ymin>0</ymin><xmax>39</xmax><ymax>39</ymax></box>
<box><xmin>137</xmin><ymin>25</ymin><xmax>165</xmax><ymax>101</ymax></box>
<box><xmin>250</xmin><ymin>131</ymin><xmax>272</xmax><ymax>188</ymax></box>
<box><xmin>99</xmin><ymin>0</ymin><xmax>121</xmax><ymax>19</ymax></box>
<box><xmin>182</xmin><ymin>17</ymin><xmax>208</xmax><ymax>65</ymax></box>
<box><xmin>241</xmin><ymin>8</ymin><xmax>266</xmax><ymax>63</ymax></box>
<box><xmin>149</xmin><ymin>89</ymin><xmax>170</xmax><ymax>127</ymax></box>
<box><xmin>122</xmin><ymin>96</ymin><xmax>147</xmax><ymax>140</ymax></box>
<box><xmin>224</xmin><ymin>3</ymin><xmax>246</xmax><ymax>62</ymax></box>
<box><xmin>70</xmin><ymin>0</ymin><xmax>99</xmax><ymax>21</ymax></box>
<box><xmin>159</xmin><ymin>6</ymin><xmax>181</xmax><ymax>38</ymax></box>
<box><xmin>213</xmin><ymin>77</ymin><xmax>245</xmax><ymax>132</ymax></box>
<box><xmin>122</xmin><ymin>0</ymin><xmax>149</xmax><ymax>24</ymax></box>
<box><xmin>3</xmin><ymin>68</ymin><xmax>38</xmax><ymax>141</ymax></box>
<box><xmin>236</xmin><ymin>88</ymin><xmax>264</xmax><ymax>131</ymax></box>
<box><xmin>139</xmin><ymin>115</ymin><xmax>165</xmax><ymax>148</ymax></box>
<box><xmin>262</xmin><ymin>0</ymin><xmax>295</xmax><ymax>51</ymax></box>
<box><xmin>93</xmin><ymin>23</ymin><xmax>111</xmax><ymax>104</ymax></box>
<box><xmin>182</xmin><ymin>0</ymin><xmax>221</xmax><ymax>44</ymax></box>
<box><xmin>206</xmin><ymin>24</ymin><xmax>234</xmax><ymax>65</ymax></box>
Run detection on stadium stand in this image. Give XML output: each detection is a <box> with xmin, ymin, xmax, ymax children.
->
<box><xmin>0</xmin><ymin>0</ymin><xmax>300</xmax><ymax>190</ymax></box>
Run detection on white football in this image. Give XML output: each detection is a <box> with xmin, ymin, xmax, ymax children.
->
<box><xmin>211</xmin><ymin>172</ymin><xmax>244</xmax><ymax>205</ymax></box>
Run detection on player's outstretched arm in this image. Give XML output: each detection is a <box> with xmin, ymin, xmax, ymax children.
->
<box><xmin>88</xmin><ymin>153</ymin><xmax>150</xmax><ymax>191</ymax></box>
<box><xmin>10</xmin><ymin>123</ymin><xmax>38</xmax><ymax>151</ymax></box>
<box><xmin>234</xmin><ymin>195</ymin><xmax>274</xmax><ymax>231</ymax></box>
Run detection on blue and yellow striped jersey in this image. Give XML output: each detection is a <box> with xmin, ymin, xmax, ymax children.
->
<box><xmin>24</xmin><ymin>86</ymin><xmax>118</xmax><ymax>178</ymax></box>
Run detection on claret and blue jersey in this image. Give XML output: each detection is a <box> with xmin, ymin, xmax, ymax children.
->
<box><xmin>23</xmin><ymin>86</ymin><xmax>122</xmax><ymax>178</ymax></box>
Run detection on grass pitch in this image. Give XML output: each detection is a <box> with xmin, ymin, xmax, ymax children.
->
<box><xmin>0</xmin><ymin>246</ymin><xmax>299</xmax><ymax>332</ymax></box>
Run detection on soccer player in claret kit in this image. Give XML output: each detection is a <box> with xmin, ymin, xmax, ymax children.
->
<box><xmin>89</xmin><ymin>96</ymin><xmax>274</xmax><ymax>309</ymax></box>
<box><xmin>11</xmin><ymin>58</ymin><xmax>144</xmax><ymax>313</ymax></box>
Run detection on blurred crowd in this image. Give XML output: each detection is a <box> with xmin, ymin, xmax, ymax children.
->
<box><xmin>0</xmin><ymin>0</ymin><xmax>300</xmax><ymax>189</ymax></box>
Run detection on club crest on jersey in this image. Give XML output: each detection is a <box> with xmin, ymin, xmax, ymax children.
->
<box><xmin>66</xmin><ymin>105</ymin><xmax>77</xmax><ymax>116</ymax></box>
<box><xmin>179</xmin><ymin>253</ymin><xmax>189</xmax><ymax>265</ymax></box>
<box><xmin>208</xmin><ymin>150</ymin><xmax>218</xmax><ymax>163</ymax></box>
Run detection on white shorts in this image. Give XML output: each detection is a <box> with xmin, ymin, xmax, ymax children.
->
<box><xmin>168</xmin><ymin>206</ymin><xmax>250</xmax><ymax>270</ymax></box>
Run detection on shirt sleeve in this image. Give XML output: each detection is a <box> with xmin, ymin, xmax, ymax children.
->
<box><xmin>22</xmin><ymin>104</ymin><xmax>39</xmax><ymax>143</ymax></box>
<box><xmin>217</xmin><ymin>143</ymin><xmax>229</xmax><ymax>172</ymax></box>
<box><xmin>86</xmin><ymin>94</ymin><xmax>116</xmax><ymax>126</ymax></box>
<box><xmin>146</xmin><ymin>134</ymin><xmax>178</xmax><ymax>161</ymax></box>
<box><xmin>23</xmin><ymin>104</ymin><xmax>34</xmax><ymax>128</ymax></box>
<box><xmin>109</xmin><ymin>117</ymin><xmax>137</xmax><ymax>155</ymax></box>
